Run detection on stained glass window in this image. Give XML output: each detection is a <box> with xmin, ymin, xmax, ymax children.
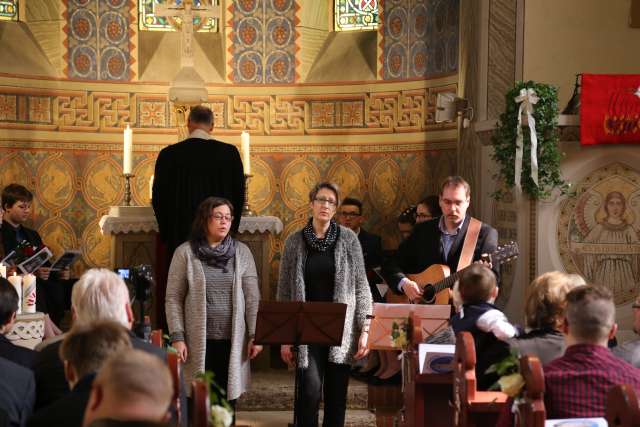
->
<box><xmin>335</xmin><ymin>0</ymin><xmax>379</xmax><ymax>31</ymax></box>
<box><xmin>139</xmin><ymin>0</ymin><xmax>218</xmax><ymax>32</ymax></box>
<box><xmin>0</xmin><ymin>0</ymin><xmax>18</xmax><ymax>21</ymax></box>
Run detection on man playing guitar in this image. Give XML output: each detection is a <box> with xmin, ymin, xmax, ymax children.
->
<box><xmin>382</xmin><ymin>176</ymin><xmax>499</xmax><ymax>303</ymax></box>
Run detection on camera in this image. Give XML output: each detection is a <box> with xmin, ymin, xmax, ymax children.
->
<box><xmin>115</xmin><ymin>265</ymin><xmax>154</xmax><ymax>340</ymax></box>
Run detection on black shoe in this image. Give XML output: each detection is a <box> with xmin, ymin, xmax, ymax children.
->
<box><xmin>369</xmin><ymin>372</ymin><xmax>401</xmax><ymax>386</ymax></box>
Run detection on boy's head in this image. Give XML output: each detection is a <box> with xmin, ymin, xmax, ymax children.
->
<box><xmin>0</xmin><ymin>278</ymin><xmax>19</xmax><ymax>333</ymax></box>
<box><xmin>564</xmin><ymin>285</ymin><xmax>616</xmax><ymax>346</ymax></box>
<box><xmin>1</xmin><ymin>184</ymin><xmax>33</xmax><ymax>225</ymax></box>
<box><xmin>458</xmin><ymin>264</ymin><xmax>498</xmax><ymax>305</ymax></box>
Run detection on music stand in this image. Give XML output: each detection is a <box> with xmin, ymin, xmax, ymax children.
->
<box><xmin>255</xmin><ymin>301</ymin><xmax>347</xmax><ymax>427</ymax></box>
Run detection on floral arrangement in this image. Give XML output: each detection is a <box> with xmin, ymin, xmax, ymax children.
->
<box><xmin>197</xmin><ymin>371</ymin><xmax>233</xmax><ymax>427</ymax></box>
<box><xmin>491</xmin><ymin>81</ymin><xmax>569</xmax><ymax>200</ymax></box>
<box><xmin>391</xmin><ymin>319</ymin><xmax>409</xmax><ymax>350</ymax></box>
<box><xmin>486</xmin><ymin>352</ymin><xmax>525</xmax><ymax>398</ymax></box>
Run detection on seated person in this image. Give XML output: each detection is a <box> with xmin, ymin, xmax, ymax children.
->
<box><xmin>1</xmin><ymin>184</ymin><xmax>73</xmax><ymax>327</ymax></box>
<box><xmin>27</xmin><ymin>321</ymin><xmax>132</xmax><ymax>427</ymax></box>
<box><xmin>510</xmin><ymin>271</ymin><xmax>584</xmax><ymax>365</ymax></box>
<box><xmin>415</xmin><ymin>195</ymin><xmax>442</xmax><ymax>224</ymax></box>
<box><xmin>396</xmin><ymin>205</ymin><xmax>416</xmax><ymax>242</ymax></box>
<box><xmin>450</xmin><ymin>264</ymin><xmax>517</xmax><ymax>390</ymax></box>
<box><xmin>337</xmin><ymin>197</ymin><xmax>384</xmax><ymax>302</ymax></box>
<box><xmin>82</xmin><ymin>350</ymin><xmax>173</xmax><ymax>427</ymax></box>
<box><xmin>545</xmin><ymin>285</ymin><xmax>640</xmax><ymax>418</ymax></box>
<box><xmin>0</xmin><ymin>278</ymin><xmax>37</xmax><ymax>369</ymax></box>
<box><xmin>0</xmin><ymin>356</ymin><xmax>35</xmax><ymax>427</ymax></box>
<box><xmin>34</xmin><ymin>268</ymin><xmax>166</xmax><ymax>409</ymax></box>
<box><xmin>613</xmin><ymin>294</ymin><xmax>640</xmax><ymax>367</ymax></box>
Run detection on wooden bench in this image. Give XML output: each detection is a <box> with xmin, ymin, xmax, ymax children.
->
<box><xmin>150</xmin><ymin>329</ymin><xmax>163</xmax><ymax>347</ymax></box>
<box><xmin>607</xmin><ymin>384</ymin><xmax>640</xmax><ymax>427</ymax></box>
<box><xmin>167</xmin><ymin>351</ymin><xmax>182</xmax><ymax>426</ymax></box>
<box><xmin>191</xmin><ymin>378</ymin><xmax>210</xmax><ymax>427</ymax></box>
<box><xmin>514</xmin><ymin>355</ymin><xmax>545</xmax><ymax>427</ymax></box>
<box><xmin>453</xmin><ymin>331</ymin><xmax>508</xmax><ymax>427</ymax></box>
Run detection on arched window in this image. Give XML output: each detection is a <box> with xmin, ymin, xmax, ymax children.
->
<box><xmin>0</xmin><ymin>0</ymin><xmax>18</xmax><ymax>21</ymax></box>
<box><xmin>139</xmin><ymin>0</ymin><xmax>218</xmax><ymax>32</ymax></box>
<box><xmin>335</xmin><ymin>0</ymin><xmax>379</xmax><ymax>31</ymax></box>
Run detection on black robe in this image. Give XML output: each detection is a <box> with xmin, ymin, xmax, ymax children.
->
<box><xmin>152</xmin><ymin>136</ymin><xmax>245</xmax><ymax>254</ymax></box>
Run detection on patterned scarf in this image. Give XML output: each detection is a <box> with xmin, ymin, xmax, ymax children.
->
<box><xmin>303</xmin><ymin>218</ymin><xmax>339</xmax><ymax>252</ymax></box>
<box><xmin>192</xmin><ymin>234</ymin><xmax>236</xmax><ymax>272</ymax></box>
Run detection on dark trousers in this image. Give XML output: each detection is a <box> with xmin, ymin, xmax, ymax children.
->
<box><xmin>295</xmin><ymin>345</ymin><xmax>351</xmax><ymax>427</ymax></box>
<box><xmin>204</xmin><ymin>339</ymin><xmax>236</xmax><ymax>415</ymax></box>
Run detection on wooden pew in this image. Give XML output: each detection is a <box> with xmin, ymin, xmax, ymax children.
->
<box><xmin>150</xmin><ymin>329</ymin><xmax>163</xmax><ymax>347</ymax></box>
<box><xmin>514</xmin><ymin>355</ymin><xmax>545</xmax><ymax>427</ymax></box>
<box><xmin>191</xmin><ymin>378</ymin><xmax>210</xmax><ymax>427</ymax></box>
<box><xmin>607</xmin><ymin>384</ymin><xmax>640</xmax><ymax>427</ymax></box>
<box><xmin>167</xmin><ymin>351</ymin><xmax>182</xmax><ymax>426</ymax></box>
<box><xmin>453</xmin><ymin>331</ymin><xmax>508</xmax><ymax>427</ymax></box>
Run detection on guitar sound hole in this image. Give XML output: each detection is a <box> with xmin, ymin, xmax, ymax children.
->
<box><xmin>423</xmin><ymin>284</ymin><xmax>436</xmax><ymax>302</ymax></box>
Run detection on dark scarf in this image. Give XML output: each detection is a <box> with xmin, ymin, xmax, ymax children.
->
<box><xmin>191</xmin><ymin>234</ymin><xmax>236</xmax><ymax>272</ymax></box>
<box><xmin>303</xmin><ymin>218</ymin><xmax>339</xmax><ymax>252</ymax></box>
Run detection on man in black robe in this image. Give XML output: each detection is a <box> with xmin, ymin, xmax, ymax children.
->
<box><xmin>152</xmin><ymin>105</ymin><xmax>245</xmax><ymax>255</ymax></box>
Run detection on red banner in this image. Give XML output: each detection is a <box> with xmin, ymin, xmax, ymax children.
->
<box><xmin>580</xmin><ymin>74</ymin><xmax>640</xmax><ymax>145</ymax></box>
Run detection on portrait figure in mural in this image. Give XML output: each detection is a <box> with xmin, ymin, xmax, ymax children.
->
<box><xmin>579</xmin><ymin>190</ymin><xmax>640</xmax><ymax>303</ymax></box>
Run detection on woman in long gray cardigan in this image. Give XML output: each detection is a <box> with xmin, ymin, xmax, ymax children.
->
<box><xmin>277</xmin><ymin>182</ymin><xmax>373</xmax><ymax>427</ymax></box>
<box><xmin>166</xmin><ymin>197</ymin><xmax>261</xmax><ymax>404</ymax></box>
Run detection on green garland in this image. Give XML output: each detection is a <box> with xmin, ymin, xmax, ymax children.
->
<box><xmin>491</xmin><ymin>81</ymin><xmax>569</xmax><ymax>199</ymax></box>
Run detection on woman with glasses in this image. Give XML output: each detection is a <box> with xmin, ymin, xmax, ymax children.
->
<box><xmin>165</xmin><ymin>196</ymin><xmax>261</xmax><ymax>409</ymax></box>
<box><xmin>277</xmin><ymin>182</ymin><xmax>373</xmax><ymax>427</ymax></box>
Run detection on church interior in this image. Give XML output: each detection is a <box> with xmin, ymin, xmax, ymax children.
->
<box><xmin>3</xmin><ymin>0</ymin><xmax>640</xmax><ymax>426</ymax></box>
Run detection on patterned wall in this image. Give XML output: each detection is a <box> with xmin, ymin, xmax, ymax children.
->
<box><xmin>64</xmin><ymin>0</ymin><xmax>136</xmax><ymax>80</ymax></box>
<box><xmin>381</xmin><ymin>0</ymin><xmax>458</xmax><ymax>80</ymax></box>
<box><xmin>228</xmin><ymin>0</ymin><xmax>299</xmax><ymax>83</ymax></box>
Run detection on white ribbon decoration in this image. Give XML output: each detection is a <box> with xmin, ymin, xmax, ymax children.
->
<box><xmin>514</xmin><ymin>88</ymin><xmax>540</xmax><ymax>190</ymax></box>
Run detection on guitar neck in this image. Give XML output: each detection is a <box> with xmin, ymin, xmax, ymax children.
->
<box><xmin>432</xmin><ymin>270</ymin><xmax>464</xmax><ymax>294</ymax></box>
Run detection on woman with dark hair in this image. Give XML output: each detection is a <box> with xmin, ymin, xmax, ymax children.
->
<box><xmin>277</xmin><ymin>182</ymin><xmax>373</xmax><ymax>427</ymax></box>
<box><xmin>165</xmin><ymin>196</ymin><xmax>261</xmax><ymax>407</ymax></box>
<box><xmin>416</xmin><ymin>195</ymin><xmax>442</xmax><ymax>223</ymax></box>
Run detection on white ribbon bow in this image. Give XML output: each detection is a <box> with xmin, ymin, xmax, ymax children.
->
<box><xmin>514</xmin><ymin>88</ymin><xmax>540</xmax><ymax>191</ymax></box>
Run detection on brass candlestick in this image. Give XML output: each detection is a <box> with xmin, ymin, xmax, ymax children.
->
<box><xmin>123</xmin><ymin>173</ymin><xmax>135</xmax><ymax>206</ymax></box>
<box><xmin>242</xmin><ymin>174</ymin><xmax>255</xmax><ymax>216</ymax></box>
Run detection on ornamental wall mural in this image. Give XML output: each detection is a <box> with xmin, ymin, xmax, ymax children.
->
<box><xmin>558</xmin><ymin>163</ymin><xmax>640</xmax><ymax>305</ymax></box>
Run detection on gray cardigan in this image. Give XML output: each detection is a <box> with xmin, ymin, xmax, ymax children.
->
<box><xmin>276</xmin><ymin>225</ymin><xmax>373</xmax><ymax>368</ymax></box>
<box><xmin>165</xmin><ymin>240</ymin><xmax>258</xmax><ymax>400</ymax></box>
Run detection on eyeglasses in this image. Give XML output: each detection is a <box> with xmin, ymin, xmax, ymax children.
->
<box><xmin>339</xmin><ymin>212</ymin><xmax>361</xmax><ymax>217</ymax></box>
<box><xmin>633</xmin><ymin>304</ymin><xmax>640</xmax><ymax>309</ymax></box>
<box><xmin>314</xmin><ymin>197</ymin><xmax>337</xmax><ymax>206</ymax></box>
<box><xmin>416</xmin><ymin>213</ymin><xmax>432</xmax><ymax>219</ymax></box>
<box><xmin>210</xmin><ymin>214</ymin><xmax>233</xmax><ymax>222</ymax></box>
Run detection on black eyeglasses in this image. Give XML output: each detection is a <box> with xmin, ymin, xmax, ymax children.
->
<box><xmin>314</xmin><ymin>197</ymin><xmax>337</xmax><ymax>206</ymax></box>
<box><xmin>633</xmin><ymin>304</ymin><xmax>640</xmax><ymax>309</ymax></box>
<box><xmin>339</xmin><ymin>212</ymin><xmax>361</xmax><ymax>217</ymax></box>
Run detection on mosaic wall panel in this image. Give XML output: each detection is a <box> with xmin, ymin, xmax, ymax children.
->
<box><xmin>0</xmin><ymin>0</ymin><xmax>17</xmax><ymax>21</ymax></box>
<box><xmin>0</xmin><ymin>145</ymin><xmax>456</xmax><ymax>279</ymax></box>
<box><xmin>64</xmin><ymin>0</ymin><xmax>135</xmax><ymax>81</ymax></box>
<box><xmin>335</xmin><ymin>0</ymin><xmax>379</xmax><ymax>31</ymax></box>
<box><xmin>0</xmin><ymin>84</ymin><xmax>457</xmax><ymax>134</ymax></box>
<box><xmin>139</xmin><ymin>0</ymin><xmax>218</xmax><ymax>32</ymax></box>
<box><xmin>381</xmin><ymin>0</ymin><xmax>458</xmax><ymax>79</ymax></box>
<box><xmin>558</xmin><ymin>162</ymin><xmax>640</xmax><ymax>306</ymax></box>
<box><xmin>228</xmin><ymin>0</ymin><xmax>299</xmax><ymax>83</ymax></box>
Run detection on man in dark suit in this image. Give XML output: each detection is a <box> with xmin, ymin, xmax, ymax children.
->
<box><xmin>152</xmin><ymin>105</ymin><xmax>245</xmax><ymax>254</ymax></box>
<box><xmin>0</xmin><ymin>278</ymin><xmax>37</xmax><ymax>369</ymax></box>
<box><xmin>0</xmin><ymin>356</ymin><xmax>35</xmax><ymax>427</ymax></box>
<box><xmin>27</xmin><ymin>321</ymin><xmax>132</xmax><ymax>427</ymax></box>
<box><xmin>337</xmin><ymin>197</ymin><xmax>384</xmax><ymax>302</ymax></box>
<box><xmin>34</xmin><ymin>269</ymin><xmax>166</xmax><ymax>409</ymax></box>
<box><xmin>383</xmin><ymin>176</ymin><xmax>499</xmax><ymax>302</ymax></box>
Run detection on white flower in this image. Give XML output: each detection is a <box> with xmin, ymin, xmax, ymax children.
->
<box><xmin>210</xmin><ymin>405</ymin><xmax>233</xmax><ymax>427</ymax></box>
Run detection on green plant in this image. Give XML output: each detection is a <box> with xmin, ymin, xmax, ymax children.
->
<box><xmin>196</xmin><ymin>371</ymin><xmax>233</xmax><ymax>427</ymax></box>
<box><xmin>491</xmin><ymin>81</ymin><xmax>570</xmax><ymax>199</ymax></box>
<box><xmin>391</xmin><ymin>319</ymin><xmax>409</xmax><ymax>349</ymax></box>
<box><xmin>486</xmin><ymin>352</ymin><xmax>525</xmax><ymax>398</ymax></box>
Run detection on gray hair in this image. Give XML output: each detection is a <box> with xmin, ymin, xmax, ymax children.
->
<box><xmin>71</xmin><ymin>268</ymin><xmax>130</xmax><ymax>328</ymax></box>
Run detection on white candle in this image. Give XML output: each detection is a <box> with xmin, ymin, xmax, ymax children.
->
<box><xmin>22</xmin><ymin>273</ymin><xmax>36</xmax><ymax>314</ymax></box>
<box><xmin>240</xmin><ymin>131</ymin><xmax>251</xmax><ymax>175</ymax></box>
<box><xmin>7</xmin><ymin>272</ymin><xmax>22</xmax><ymax>315</ymax></box>
<box><xmin>0</xmin><ymin>264</ymin><xmax>5</xmax><ymax>279</ymax></box>
<box><xmin>149</xmin><ymin>175</ymin><xmax>154</xmax><ymax>201</ymax></box>
<box><xmin>123</xmin><ymin>124</ymin><xmax>133</xmax><ymax>174</ymax></box>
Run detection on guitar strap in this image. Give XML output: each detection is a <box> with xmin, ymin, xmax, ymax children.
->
<box><xmin>456</xmin><ymin>217</ymin><xmax>482</xmax><ymax>272</ymax></box>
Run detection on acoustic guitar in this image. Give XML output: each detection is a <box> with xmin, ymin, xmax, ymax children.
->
<box><xmin>387</xmin><ymin>241</ymin><xmax>519</xmax><ymax>305</ymax></box>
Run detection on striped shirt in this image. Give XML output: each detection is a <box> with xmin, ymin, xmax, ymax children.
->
<box><xmin>204</xmin><ymin>261</ymin><xmax>235</xmax><ymax>339</ymax></box>
<box><xmin>544</xmin><ymin>343</ymin><xmax>640</xmax><ymax>418</ymax></box>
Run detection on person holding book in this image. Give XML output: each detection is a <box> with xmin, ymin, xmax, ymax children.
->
<box><xmin>1</xmin><ymin>184</ymin><xmax>73</xmax><ymax>328</ymax></box>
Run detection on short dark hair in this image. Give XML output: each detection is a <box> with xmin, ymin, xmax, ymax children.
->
<box><xmin>418</xmin><ymin>195</ymin><xmax>442</xmax><ymax>217</ymax></box>
<box><xmin>2</xmin><ymin>184</ymin><xmax>33</xmax><ymax>210</ymax></box>
<box><xmin>566</xmin><ymin>285</ymin><xmax>615</xmax><ymax>343</ymax></box>
<box><xmin>341</xmin><ymin>197</ymin><xmax>362</xmax><ymax>214</ymax></box>
<box><xmin>0</xmin><ymin>278</ymin><xmax>19</xmax><ymax>326</ymax></box>
<box><xmin>308</xmin><ymin>182</ymin><xmax>340</xmax><ymax>205</ymax></box>
<box><xmin>398</xmin><ymin>205</ymin><xmax>416</xmax><ymax>225</ymax></box>
<box><xmin>188</xmin><ymin>105</ymin><xmax>214</xmax><ymax>127</ymax></box>
<box><xmin>60</xmin><ymin>321</ymin><xmax>132</xmax><ymax>379</ymax></box>
<box><xmin>440</xmin><ymin>176</ymin><xmax>471</xmax><ymax>199</ymax></box>
<box><xmin>189</xmin><ymin>196</ymin><xmax>234</xmax><ymax>248</ymax></box>
<box><xmin>458</xmin><ymin>264</ymin><xmax>496</xmax><ymax>304</ymax></box>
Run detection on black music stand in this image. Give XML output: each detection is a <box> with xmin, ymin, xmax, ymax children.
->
<box><xmin>255</xmin><ymin>301</ymin><xmax>347</xmax><ymax>427</ymax></box>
